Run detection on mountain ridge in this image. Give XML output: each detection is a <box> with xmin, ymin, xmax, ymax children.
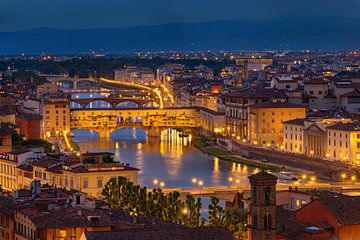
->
<box><xmin>1</xmin><ymin>15</ymin><xmax>359</xmax><ymax>54</ymax></box>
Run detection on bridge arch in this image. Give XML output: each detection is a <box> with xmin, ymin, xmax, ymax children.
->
<box><xmin>85</xmin><ymin>100</ymin><xmax>112</xmax><ymax>109</ymax></box>
<box><xmin>115</xmin><ymin>101</ymin><xmax>139</xmax><ymax>109</ymax></box>
<box><xmin>70</xmin><ymin>101</ymin><xmax>83</xmax><ymax>109</ymax></box>
<box><xmin>71</xmin><ymin>129</ymin><xmax>100</xmax><ymax>141</ymax></box>
<box><xmin>110</xmin><ymin>127</ymin><xmax>147</xmax><ymax>143</ymax></box>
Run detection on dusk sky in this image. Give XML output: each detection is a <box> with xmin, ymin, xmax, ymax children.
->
<box><xmin>1</xmin><ymin>0</ymin><xmax>360</xmax><ymax>32</ymax></box>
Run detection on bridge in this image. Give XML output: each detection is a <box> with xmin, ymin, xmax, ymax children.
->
<box><xmin>70</xmin><ymin>106</ymin><xmax>224</xmax><ymax>137</ymax></box>
<box><xmin>70</xmin><ymin>97</ymin><xmax>159</xmax><ymax>109</ymax></box>
<box><xmin>70</xmin><ymin>107</ymin><xmax>200</xmax><ymax>137</ymax></box>
<box><xmin>160</xmin><ymin>182</ymin><xmax>360</xmax><ymax>201</ymax></box>
<box><xmin>47</xmin><ymin>76</ymin><xmax>165</xmax><ymax>108</ymax></box>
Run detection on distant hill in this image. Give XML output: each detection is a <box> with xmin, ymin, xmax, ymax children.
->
<box><xmin>1</xmin><ymin>15</ymin><xmax>359</xmax><ymax>54</ymax></box>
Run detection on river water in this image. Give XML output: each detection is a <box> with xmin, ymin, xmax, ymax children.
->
<box><xmin>72</xmin><ymin>128</ymin><xmax>259</xmax><ymax>189</ymax></box>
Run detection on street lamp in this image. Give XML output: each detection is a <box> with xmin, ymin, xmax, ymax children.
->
<box><xmin>198</xmin><ymin>180</ymin><xmax>203</xmax><ymax>193</ymax></box>
<box><xmin>192</xmin><ymin>178</ymin><xmax>197</xmax><ymax>184</ymax></box>
<box><xmin>351</xmin><ymin>176</ymin><xmax>356</xmax><ymax>181</ymax></box>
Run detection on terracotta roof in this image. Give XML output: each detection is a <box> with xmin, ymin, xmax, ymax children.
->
<box><xmin>326</xmin><ymin>122</ymin><xmax>360</xmax><ymax>131</ymax></box>
<box><xmin>224</xmin><ymin>89</ymin><xmax>288</xmax><ymax>99</ymax></box>
<box><xmin>16</xmin><ymin>112</ymin><xmax>42</xmax><ymax>120</ymax></box>
<box><xmin>23</xmin><ymin>207</ymin><xmax>114</xmax><ymax>229</ymax></box>
<box><xmin>250</xmin><ymin>102</ymin><xmax>306</xmax><ymax>109</ymax></box>
<box><xmin>82</xmin><ymin>227</ymin><xmax>235</xmax><ymax>240</ymax></box>
<box><xmin>248</xmin><ymin>171</ymin><xmax>278</xmax><ymax>182</ymax></box>
<box><xmin>282</xmin><ymin>118</ymin><xmax>306</xmax><ymax>126</ymax></box>
<box><xmin>317</xmin><ymin>192</ymin><xmax>360</xmax><ymax>225</ymax></box>
<box><xmin>304</xmin><ymin>78</ymin><xmax>328</xmax><ymax>85</ymax></box>
<box><xmin>340</xmin><ymin>88</ymin><xmax>360</xmax><ymax>97</ymax></box>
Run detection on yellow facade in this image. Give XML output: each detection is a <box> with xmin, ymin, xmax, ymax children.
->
<box><xmin>326</xmin><ymin>129</ymin><xmax>360</xmax><ymax>164</ymax></box>
<box><xmin>43</xmin><ymin>100</ymin><xmax>70</xmax><ymax>138</ymax></box>
<box><xmin>70</xmin><ymin>108</ymin><xmax>202</xmax><ymax>138</ymax></box>
<box><xmin>249</xmin><ymin>105</ymin><xmax>307</xmax><ymax>147</ymax></box>
<box><xmin>0</xmin><ymin>159</ymin><xmax>17</xmax><ymax>191</ymax></box>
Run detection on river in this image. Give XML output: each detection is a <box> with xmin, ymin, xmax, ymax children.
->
<box><xmin>72</xmin><ymin>128</ymin><xmax>259</xmax><ymax>189</ymax></box>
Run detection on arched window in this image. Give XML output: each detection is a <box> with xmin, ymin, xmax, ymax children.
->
<box><xmin>265</xmin><ymin>187</ymin><xmax>271</xmax><ymax>206</ymax></box>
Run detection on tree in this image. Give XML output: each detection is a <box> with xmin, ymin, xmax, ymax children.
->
<box><xmin>208</xmin><ymin>196</ymin><xmax>225</xmax><ymax>227</ymax></box>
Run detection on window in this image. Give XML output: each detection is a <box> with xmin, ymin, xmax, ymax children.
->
<box><xmin>357</xmin><ymin>142</ymin><xmax>360</xmax><ymax>149</ymax></box>
<box><xmin>76</xmin><ymin>195</ymin><xmax>81</xmax><ymax>205</ymax></box>
<box><xmin>97</xmin><ymin>178</ymin><xmax>103</xmax><ymax>188</ymax></box>
<box><xmin>83</xmin><ymin>179</ymin><xmax>88</xmax><ymax>188</ymax></box>
<box><xmin>265</xmin><ymin>187</ymin><xmax>271</xmax><ymax>206</ymax></box>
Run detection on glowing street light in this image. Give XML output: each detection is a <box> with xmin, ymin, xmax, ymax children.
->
<box><xmin>192</xmin><ymin>178</ymin><xmax>197</xmax><ymax>183</ymax></box>
<box><xmin>153</xmin><ymin>179</ymin><xmax>159</xmax><ymax>185</ymax></box>
<box><xmin>351</xmin><ymin>176</ymin><xmax>356</xmax><ymax>181</ymax></box>
<box><xmin>160</xmin><ymin>181</ymin><xmax>165</xmax><ymax>187</ymax></box>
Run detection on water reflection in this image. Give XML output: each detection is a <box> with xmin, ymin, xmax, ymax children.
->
<box><xmin>72</xmin><ymin>128</ymin><xmax>258</xmax><ymax>188</ymax></box>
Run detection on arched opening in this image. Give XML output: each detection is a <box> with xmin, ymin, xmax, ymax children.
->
<box><xmin>70</xmin><ymin>101</ymin><xmax>83</xmax><ymax>109</ymax></box>
<box><xmin>71</xmin><ymin>129</ymin><xmax>100</xmax><ymax>141</ymax></box>
<box><xmin>116</xmin><ymin>116</ymin><xmax>125</xmax><ymax>124</ymax></box>
<box><xmin>86</xmin><ymin>100</ymin><xmax>112</xmax><ymax>109</ymax></box>
<box><xmin>135</xmin><ymin>116</ymin><xmax>142</xmax><ymax>123</ymax></box>
<box><xmin>143</xmin><ymin>101</ymin><xmax>159</xmax><ymax>108</ymax></box>
<box><xmin>110</xmin><ymin>128</ymin><xmax>146</xmax><ymax>143</ymax></box>
<box><xmin>116</xmin><ymin>101</ymin><xmax>139</xmax><ymax>109</ymax></box>
<box><xmin>128</xmin><ymin>116</ymin><xmax>134</xmax><ymax>123</ymax></box>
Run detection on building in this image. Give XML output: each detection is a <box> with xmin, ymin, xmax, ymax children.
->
<box><xmin>0</xmin><ymin>183</ymin><xmax>234</xmax><ymax>240</ymax></box>
<box><xmin>222</xmin><ymin>89</ymin><xmax>288</xmax><ymax>140</ymax></box>
<box><xmin>198</xmin><ymin>107</ymin><xmax>225</xmax><ymax>135</ymax></box>
<box><xmin>16</xmin><ymin>157</ymin><xmax>138</xmax><ymax>197</ymax></box>
<box><xmin>114</xmin><ymin>66</ymin><xmax>155</xmax><ymax>84</ymax></box>
<box><xmin>248</xmin><ymin>171</ymin><xmax>278</xmax><ymax>240</ymax></box>
<box><xmin>249</xmin><ymin>102</ymin><xmax>307</xmax><ymax>147</ymax></box>
<box><xmin>15</xmin><ymin>113</ymin><xmax>42</xmax><ymax>140</ymax></box>
<box><xmin>0</xmin><ymin>125</ymin><xmax>15</xmax><ymax>154</ymax></box>
<box><xmin>0</xmin><ymin>149</ymin><xmax>45</xmax><ymax>190</ymax></box>
<box><xmin>295</xmin><ymin>192</ymin><xmax>360</xmax><ymax>239</ymax></box>
<box><xmin>43</xmin><ymin>96</ymin><xmax>70</xmax><ymax>138</ymax></box>
<box><xmin>36</xmin><ymin>82</ymin><xmax>59</xmax><ymax>99</ymax></box>
<box><xmin>282</xmin><ymin>118</ymin><xmax>306</xmax><ymax>154</ymax></box>
<box><xmin>235</xmin><ymin>58</ymin><xmax>273</xmax><ymax>87</ymax></box>
<box><xmin>282</xmin><ymin>117</ymin><xmax>360</xmax><ymax>163</ymax></box>
<box><xmin>326</xmin><ymin>122</ymin><xmax>360</xmax><ymax>164</ymax></box>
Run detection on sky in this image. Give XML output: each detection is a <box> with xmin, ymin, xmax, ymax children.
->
<box><xmin>1</xmin><ymin>0</ymin><xmax>360</xmax><ymax>32</ymax></box>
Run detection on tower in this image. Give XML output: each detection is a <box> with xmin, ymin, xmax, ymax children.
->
<box><xmin>248</xmin><ymin>170</ymin><xmax>278</xmax><ymax>240</ymax></box>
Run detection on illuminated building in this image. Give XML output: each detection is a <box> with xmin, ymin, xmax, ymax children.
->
<box><xmin>222</xmin><ymin>89</ymin><xmax>288</xmax><ymax>140</ymax></box>
<box><xmin>43</xmin><ymin>97</ymin><xmax>70</xmax><ymax>138</ymax></box>
<box><xmin>326</xmin><ymin>122</ymin><xmax>360</xmax><ymax>164</ymax></box>
<box><xmin>0</xmin><ymin>153</ymin><xmax>138</xmax><ymax>197</ymax></box>
<box><xmin>249</xmin><ymin>102</ymin><xmax>307</xmax><ymax>147</ymax></box>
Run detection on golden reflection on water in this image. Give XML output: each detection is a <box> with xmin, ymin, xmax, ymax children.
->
<box><xmin>159</xmin><ymin>129</ymin><xmax>192</xmax><ymax>179</ymax></box>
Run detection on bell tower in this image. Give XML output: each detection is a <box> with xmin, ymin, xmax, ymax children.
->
<box><xmin>248</xmin><ymin>170</ymin><xmax>278</xmax><ymax>240</ymax></box>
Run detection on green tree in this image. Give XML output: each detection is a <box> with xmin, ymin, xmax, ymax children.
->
<box><xmin>208</xmin><ymin>196</ymin><xmax>225</xmax><ymax>227</ymax></box>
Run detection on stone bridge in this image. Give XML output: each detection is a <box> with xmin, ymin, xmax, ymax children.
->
<box><xmin>70</xmin><ymin>97</ymin><xmax>159</xmax><ymax>109</ymax></box>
